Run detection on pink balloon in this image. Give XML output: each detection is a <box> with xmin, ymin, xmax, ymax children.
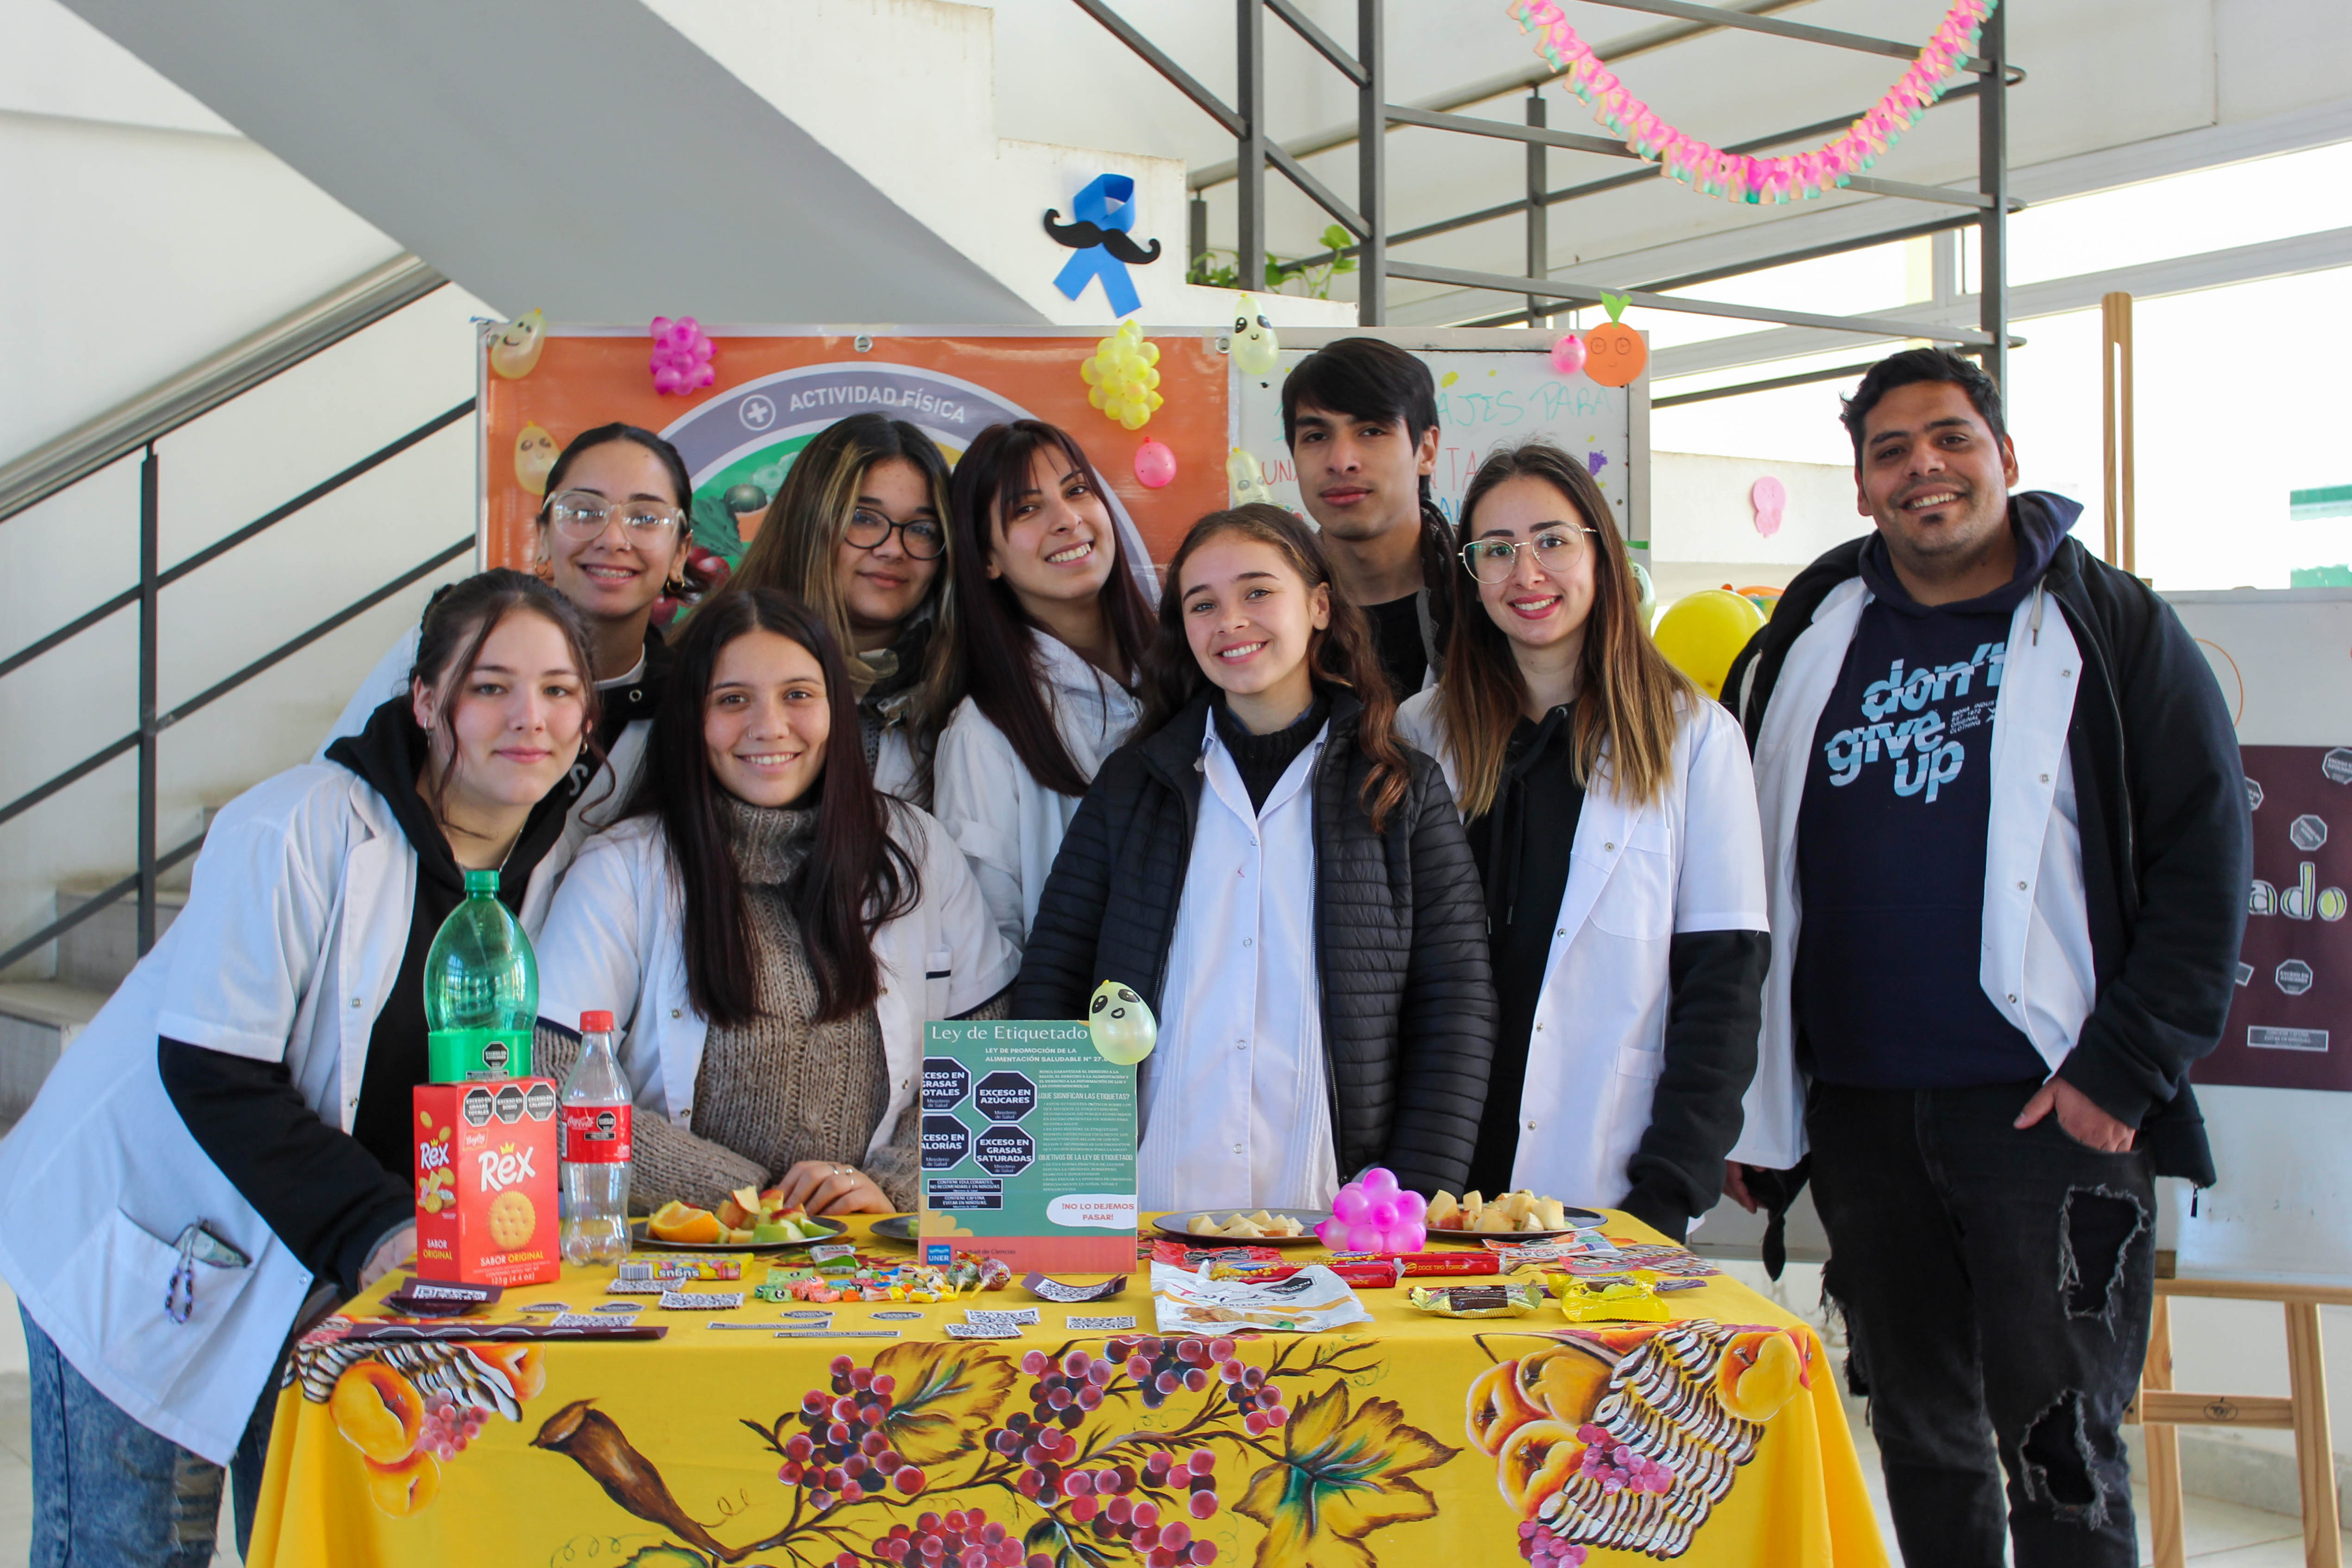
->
<box><xmin>1331</xmin><ymin>1187</ymin><xmax>1368</xmax><ymax>1223</ymax></box>
<box><xmin>1343</xmin><ymin>1223</ymin><xmax>1381</xmax><ymax>1253</ymax></box>
<box><xmin>1394</xmin><ymin>1190</ymin><xmax>1428</xmax><ymax>1223</ymax></box>
<box><xmin>1550</xmin><ymin>333</ymin><xmax>1587</xmax><ymax>376</ymax></box>
<box><xmin>1315</xmin><ymin>1218</ymin><xmax>1350</xmax><ymax>1250</ymax></box>
<box><xmin>1360</xmin><ymin>1167</ymin><xmax>1399</xmax><ymax>1199</ymax></box>
<box><xmin>1133</xmin><ymin>439</ymin><xmax>1177</xmax><ymax>489</ymax></box>
<box><xmin>1382</xmin><ymin>1222</ymin><xmax>1427</xmax><ymax>1253</ymax></box>
<box><xmin>1364</xmin><ymin>1197</ymin><xmax>1399</xmax><ymax>1229</ymax></box>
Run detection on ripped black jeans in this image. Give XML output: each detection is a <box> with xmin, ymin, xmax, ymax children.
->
<box><xmin>1809</xmin><ymin>1080</ymin><xmax>2154</xmax><ymax>1568</ymax></box>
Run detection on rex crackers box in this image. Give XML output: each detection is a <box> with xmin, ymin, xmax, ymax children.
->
<box><xmin>414</xmin><ymin>1078</ymin><xmax>560</xmax><ymax>1286</ymax></box>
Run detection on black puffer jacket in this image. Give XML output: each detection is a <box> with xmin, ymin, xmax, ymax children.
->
<box><xmin>1015</xmin><ymin>691</ymin><xmax>1497</xmax><ymax>1196</ymax></box>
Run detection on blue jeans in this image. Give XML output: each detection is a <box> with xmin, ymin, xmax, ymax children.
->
<box><xmin>23</xmin><ymin>1306</ymin><xmax>276</xmax><ymax>1567</ymax></box>
<box><xmin>1809</xmin><ymin>1081</ymin><xmax>2155</xmax><ymax>1568</ymax></box>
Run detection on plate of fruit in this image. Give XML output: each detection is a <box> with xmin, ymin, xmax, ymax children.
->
<box><xmin>1150</xmin><ymin>1209</ymin><xmax>1330</xmax><ymax>1247</ymax></box>
<box><xmin>1421</xmin><ymin>1188</ymin><xmax>1605</xmax><ymax>1241</ymax></box>
<box><xmin>632</xmin><ymin>1186</ymin><xmax>846</xmax><ymax>1250</ymax></box>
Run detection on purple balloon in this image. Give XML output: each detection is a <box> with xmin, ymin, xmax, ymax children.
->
<box><xmin>1361</xmin><ymin>1167</ymin><xmax>1399</xmax><ymax>1199</ymax></box>
<box><xmin>1343</xmin><ymin>1223</ymin><xmax>1381</xmax><ymax>1253</ymax></box>
<box><xmin>1394</xmin><ymin>1190</ymin><xmax>1428</xmax><ymax>1223</ymax></box>
<box><xmin>1366</xmin><ymin>1197</ymin><xmax>1400</xmax><ymax>1229</ymax></box>
<box><xmin>1331</xmin><ymin>1187</ymin><xmax>1368</xmax><ymax>1223</ymax></box>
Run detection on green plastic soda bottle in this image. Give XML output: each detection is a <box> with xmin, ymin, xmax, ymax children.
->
<box><xmin>423</xmin><ymin>869</ymin><xmax>537</xmax><ymax>1080</ymax></box>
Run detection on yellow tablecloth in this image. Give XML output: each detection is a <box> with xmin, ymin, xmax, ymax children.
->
<box><xmin>249</xmin><ymin>1215</ymin><xmax>1886</xmax><ymax>1567</ymax></box>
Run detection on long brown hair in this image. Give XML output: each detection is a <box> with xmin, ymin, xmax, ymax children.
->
<box><xmin>945</xmin><ymin>420</ymin><xmax>1157</xmax><ymax>796</ymax></box>
<box><xmin>731</xmin><ymin>413</ymin><xmax>960</xmax><ymax>798</ymax></box>
<box><xmin>1137</xmin><ymin>504</ymin><xmax>1412</xmax><ymax>834</ymax></box>
<box><xmin>1438</xmin><ymin>441</ymin><xmax>1696</xmax><ymax>817</ymax></box>
<box><xmin>623</xmin><ymin>588</ymin><xmax>919</xmax><ymax>1026</ymax></box>
<box><xmin>410</xmin><ymin>569</ymin><xmax>602</xmax><ymax>830</ymax></box>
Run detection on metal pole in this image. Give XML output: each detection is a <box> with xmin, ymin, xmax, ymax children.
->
<box><xmin>1189</xmin><ymin>194</ymin><xmax>1209</xmax><ymax>280</ymax></box>
<box><xmin>1356</xmin><ymin>0</ymin><xmax>1387</xmax><ymax>324</ymax></box>
<box><xmin>1976</xmin><ymin>6</ymin><xmax>2008</xmax><ymax>389</ymax></box>
<box><xmin>1236</xmin><ymin>0</ymin><xmax>1267</xmax><ymax>297</ymax></box>
<box><xmin>1526</xmin><ymin>90</ymin><xmax>1549</xmax><ymax>329</ymax></box>
<box><xmin>2102</xmin><ymin>291</ymin><xmax>2136</xmax><ymax>573</ymax></box>
<box><xmin>137</xmin><ymin>443</ymin><xmax>158</xmax><ymax>957</ymax></box>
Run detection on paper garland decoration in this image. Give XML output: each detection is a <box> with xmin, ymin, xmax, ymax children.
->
<box><xmin>1507</xmin><ymin>0</ymin><xmax>1997</xmax><ymax>204</ymax></box>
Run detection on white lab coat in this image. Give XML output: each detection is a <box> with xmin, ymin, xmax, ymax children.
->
<box><xmin>0</xmin><ymin>764</ymin><xmax>572</xmax><ymax>1463</ymax></box>
<box><xmin>1136</xmin><ymin>721</ymin><xmax>1338</xmax><ymax>1213</ymax></box>
<box><xmin>1398</xmin><ymin>687</ymin><xmax>1769</xmax><ymax>1207</ymax></box>
<box><xmin>1728</xmin><ymin>577</ymin><xmax>2095</xmax><ymax>1169</ymax></box>
<box><xmin>932</xmin><ymin>635</ymin><xmax>1140</xmax><ymax>951</ymax></box>
<box><xmin>321</xmin><ymin>624</ymin><xmax>653</xmax><ymax>862</ymax></box>
<box><xmin>534</xmin><ymin>804</ymin><xmax>1018</xmax><ymax>1164</ymax></box>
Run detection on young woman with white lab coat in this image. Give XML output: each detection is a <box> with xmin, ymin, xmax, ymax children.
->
<box><xmin>323</xmin><ymin>422</ymin><xmax>696</xmax><ymax>850</ymax></box>
<box><xmin>0</xmin><ymin>571</ymin><xmax>598</xmax><ymax>1562</ymax></box>
<box><xmin>1398</xmin><ymin>440</ymin><xmax>1769</xmax><ymax>1241</ymax></box>
<box><xmin>533</xmin><ymin>587</ymin><xmax>1017</xmax><ymax>1217</ymax></box>
<box><xmin>1015</xmin><ymin>504</ymin><xmax>1496</xmax><ymax>1212</ymax></box>
<box><xmin>932</xmin><ymin>420</ymin><xmax>1159</xmax><ymax>950</ymax></box>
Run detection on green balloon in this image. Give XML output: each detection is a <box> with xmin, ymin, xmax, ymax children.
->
<box><xmin>1087</xmin><ymin>980</ymin><xmax>1157</xmax><ymax>1065</ymax></box>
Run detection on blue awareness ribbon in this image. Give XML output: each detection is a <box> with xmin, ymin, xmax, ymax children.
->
<box><xmin>1052</xmin><ymin>173</ymin><xmax>1145</xmax><ymax>318</ymax></box>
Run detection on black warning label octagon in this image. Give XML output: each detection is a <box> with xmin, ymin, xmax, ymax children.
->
<box><xmin>973</xmin><ymin>1071</ymin><xmax>1037</xmax><ymax>1123</ymax></box>
<box><xmin>920</xmin><ymin>1115</ymin><xmax>971</xmax><ymax>1170</ymax></box>
<box><xmin>973</xmin><ymin>1124</ymin><xmax>1036</xmax><ymax>1177</ymax></box>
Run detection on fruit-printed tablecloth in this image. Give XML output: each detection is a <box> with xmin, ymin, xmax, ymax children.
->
<box><xmin>247</xmin><ymin>1214</ymin><xmax>1887</xmax><ymax>1567</ymax></box>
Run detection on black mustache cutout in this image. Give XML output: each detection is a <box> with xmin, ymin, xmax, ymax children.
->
<box><xmin>1042</xmin><ymin>211</ymin><xmax>1164</xmax><ymax>266</ymax></box>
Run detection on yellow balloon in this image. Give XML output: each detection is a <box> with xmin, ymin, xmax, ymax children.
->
<box><xmin>488</xmin><ymin>308</ymin><xmax>545</xmax><ymax>379</ymax></box>
<box><xmin>513</xmin><ymin>422</ymin><xmax>558</xmax><ymax>495</ymax></box>
<box><xmin>1652</xmin><ymin>589</ymin><xmax>1766</xmax><ymax>699</ymax></box>
<box><xmin>1088</xmin><ymin>981</ymin><xmax>1157</xmax><ymax>1065</ymax></box>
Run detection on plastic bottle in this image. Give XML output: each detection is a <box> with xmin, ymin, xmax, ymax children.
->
<box><xmin>424</xmin><ymin>868</ymin><xmax>538</xmax><ymax>1080</ymax></box>
<box><xmin>560</xmin><ymin>1009</ymin><xmax>632</xmax><ymax>1266</ymax></box>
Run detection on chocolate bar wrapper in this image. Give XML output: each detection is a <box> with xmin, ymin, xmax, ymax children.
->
<box><xmin>1406</xmin><ymin>1283</ymin><xmax>1546</xmax><ymax>1317</ymax></box>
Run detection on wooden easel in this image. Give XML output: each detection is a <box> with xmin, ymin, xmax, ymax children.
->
<box><xmin>2131</xmin><ymin>1254</ymin><xmax>2350</xmax><ymax>1567</ymax></box>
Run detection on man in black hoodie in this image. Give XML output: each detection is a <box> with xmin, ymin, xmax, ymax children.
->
<box><xmin>1720</xmin><ymin>350</ymin><xmax>2249</xmax><ymax>1568</ymax></box>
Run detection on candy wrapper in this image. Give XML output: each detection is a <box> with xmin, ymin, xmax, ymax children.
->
<box><xmin>1329</xmin><ymin>1250</ymin><xmax>1501</xmax><ymax>1277</ymax></box>
<box><xmin>1153</xmin><ymin>1240</ymin><xmax>1285</xmax><ymax>1270</ymax></box>
<box><xmin>1023</xmin><ymin>1272</ymin><xmax>1129</xmax><ymax>1303</ymax></box>
<box><xmin>618</xmin><ymin>1253</ymin><xmax>743</xmax><ymax>1281</ymax></box>
<box><xmin>1149</xmin><ymin>1261</ymin><xmax>1373</xmax><ymax>1334</ymax></box>
<box><xmin>1550</xmin><ymin>1270</ymin><xmax>1670</xmax><ymax>1322</ymax></box>
<box><xmin>1553</xmin><ymin>1241</ymin><xmax>1720</xmax><ymax>1279</ymax></box>
<box><xmin>1213</xmin><ymin>1259</ymin><xmax>1403</xmax><ymax>1289</ymax></box>
<box><xmin>1406</xmin><ymin>1282</ymin><xmax>1545</xmax><ymax>1318</ymax></box>
<box><xmin>1482</xmin><ymin>1237</ymin><xmax>1602</xmax><ymax>1269</ymax></box>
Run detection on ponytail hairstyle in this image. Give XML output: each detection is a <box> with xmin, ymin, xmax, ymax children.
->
<box><xmin>945</xmin><ymin>420</ymin><xmax>1157</xmax><ymax>796</ymax></box>
<box><xmin>1438</xmin><ymin>440</ymin><xmax>1697</xmax><ymax>817</ymax></box>
<box><xmin>1137</xmin><ymin>504</ymin><xmax>1413</xmax><ymax>835</ymax></box>
<box><xmin>1279</xmin><ymin>336</ymin><xmax>1455</xmax><ymax>659</ymax></box>
<box><xmin>409</xmin><ymin>568</ymin><xmax>602</xmax><ymax>828</ymax></box>
<box><xmin>624</xmin><ymin>587</ymin><xmax>919</xmax><ymax>1027</ymax></box>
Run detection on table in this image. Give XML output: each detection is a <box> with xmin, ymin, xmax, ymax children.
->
<box><xmin>248</xmin><ymin>1215</ymin><xmax>1887</xmax><ymax>1567</ymax></box>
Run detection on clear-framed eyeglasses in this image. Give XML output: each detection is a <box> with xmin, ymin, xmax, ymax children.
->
<box><xmin>544</xmin><ymin>490</ymin><xmax>685</xmax><ymax>540</ymax></box>
<box><xmin>843</xmin><ymin>508</ymin><xmax>947</xmax><ymax>561</ymax></box>
<box><xmin>1459</xmin><ymin>523</ymin><xmax>1595</xmax><ymax>583</ymax></box>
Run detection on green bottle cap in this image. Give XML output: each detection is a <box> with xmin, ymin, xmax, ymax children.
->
<box><xmin>464</xmin><ymin>868</ymin><xmax>500</xmax><ymax>894</ymax></box>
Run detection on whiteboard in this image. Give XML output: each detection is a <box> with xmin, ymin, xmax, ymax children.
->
<box><xmin>1228</xmin><ymin>327</ymin><xmax>1647</xmax><ymax>544</ymax></box>
<box><xmin>2167</xmin><ymin>588</ymin><xmax>2352</xmax><ymax>1284</ymax></box>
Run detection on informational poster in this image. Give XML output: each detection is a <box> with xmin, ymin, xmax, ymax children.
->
<box><xmin>2196</xmin><ymin>743</ymin><xmax>2352</xmax><ymax>1092</ymax></box>
<box><xmin>918</xmin><ymin>1020</ymin><xmax>1136</xmax><ymax>1273</ymax></box>
<box><xmin>479</xmin><ymin>328</ymin><xmax>1231</xmax><ymax>573</ymax></box>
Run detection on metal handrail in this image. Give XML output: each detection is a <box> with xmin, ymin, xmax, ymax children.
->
<box><xmin>0</xmin><ymin>254</ymin><xmax>446</xmax><ymax>524</ymax></box>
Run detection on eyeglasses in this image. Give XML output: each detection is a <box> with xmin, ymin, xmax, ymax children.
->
<box><xmin>1459</xmin><ymin>525</ymin><xmax>1594</xmax><ymax>584</ymax></box>
<box><xmin>844</xmin><ymin>508</ymin><xmax>947</xmax><ymax>561</ymax></box>
<box><xmin>545</xmin><ymin>490</ymin><xmax>685</xmax><ymax>539</ymax></box>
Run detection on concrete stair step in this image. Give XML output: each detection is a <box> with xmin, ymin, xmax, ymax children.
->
<box><xmin>53</xmin><ymin>877</ymin><xmax>187</xmax><ymax>993</ymax></box>
<box><xmin>0</xmin><ymin>982</ymin><xmax>108</xmax><ymax>1123</ymax></box>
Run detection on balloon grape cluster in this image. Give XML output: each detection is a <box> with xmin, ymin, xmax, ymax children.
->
<box><xmin>774</xmin><ymin>1355</ymin><xmax>926</xmax><ymax>1511</ymax></box>
<box><xmin>1080</xmin><ymin>320</ymin><xmax>1163</xmax><ymax>430</ymax></box>
<box><xmin>648</xmin><ymin>315</ymin><xmax>716</xmax><ymax>396</ymax></box>
<box><xmin>1316</xmin><ymin>1165</ymin><xmax>1427</xmax><ymax>1253</ymax></box>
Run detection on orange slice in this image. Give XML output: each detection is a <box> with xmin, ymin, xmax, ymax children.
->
<box><xmin>646</xmin><ymin>1200</ymin><xmax>723</xmax><ymax>1244</ymax></box>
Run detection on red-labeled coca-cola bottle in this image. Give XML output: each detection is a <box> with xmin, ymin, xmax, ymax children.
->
<box><xmin>559</xmin><ymin>1010</ymin><xmax>632</xmax><ymax>1266</ymax></box>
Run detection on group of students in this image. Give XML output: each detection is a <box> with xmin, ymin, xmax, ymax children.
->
<box><xmin>0</xmin><ymin>336</ymin><xmax>2246</xmax><ymax>1568</ymax></box>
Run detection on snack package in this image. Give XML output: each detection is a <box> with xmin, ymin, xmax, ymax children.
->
<box><xmin>414</xmin><ymin>1078</ymin><xmax>560</xmax><ymax>1286</ymax></box>
<box><xmin>1153</xmin><ymin>1240</ymin><xmax>1285</xmax><ymax>1270</ymax></box>
<box><xmin>617</xmin><ymin>1253</ymin><xmax>743</xmax><ymax>1282</ymax></box>
<box><xmin>1212</xmin><ymin>1259</ymin><xmax>1403</xmax><ymax>1290</ymax></box>
<box><xmin>1550</xmin><ymin>1270</ymin><xmax>1670</xmax><ymax>1322</ymax></box>
<box><xmin>1406</xmin><ymin>1282</ymin><xmax>1545</xmax><ymax>1318</ymax></box>
<box><xmin>1328</xmin><ymin>1250</ymin><xmax>1501</xmax><ymax>1278</ymax></box>
<box><xmin>1149</xmin><ymin>1261</ymin><xmax>1373</xmax><ymax>1334</ymax></box>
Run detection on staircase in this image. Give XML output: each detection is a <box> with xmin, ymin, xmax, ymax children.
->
<box><xmin>0</xmin><ymin>871</ymin><xmax>185</xmax><ymax>1126</ymax></box>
